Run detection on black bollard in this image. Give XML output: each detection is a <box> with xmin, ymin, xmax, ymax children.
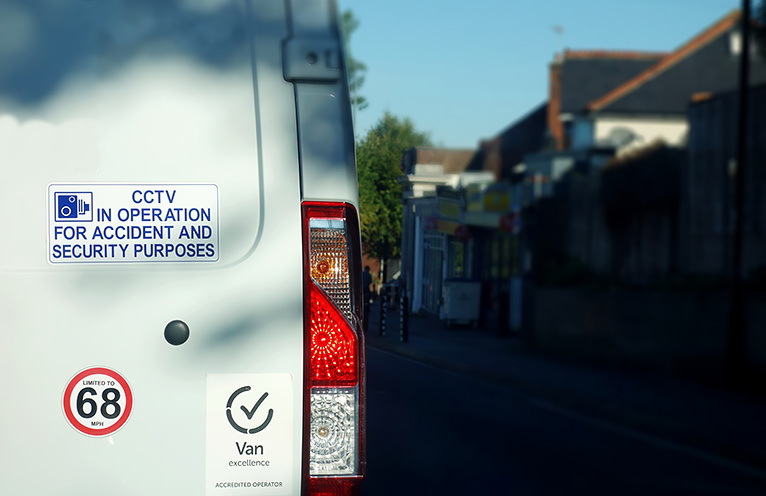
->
<box><xmin>363</xmin><ymin>299</ymin><xmax>370</xmax><ymax>334</ymax></box>
<box><xmin>379</xmin><ymin>286</ymin><xmax>387</xmax><ymax>336</ymax></box>
<box><xmin>400</xmin><ymin>290</ymin><xmax>409</xmax><ymax>343</ymax></box>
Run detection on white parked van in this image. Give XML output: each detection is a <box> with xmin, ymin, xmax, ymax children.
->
<box><xmin>0</xmin><ymin>1</ymin><xmax>365</xmax><ymax>494</ymax></box>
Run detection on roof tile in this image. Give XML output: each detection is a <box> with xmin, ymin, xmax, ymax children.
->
<box><xmin>588</xmin><ymin>10</ymin><xmax>741</xmax><ymax>111</ymax></box>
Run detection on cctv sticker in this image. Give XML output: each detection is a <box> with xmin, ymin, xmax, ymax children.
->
<box><xmin>206</xmin><ymin>374</ymin><xmax>294</xmax><ymax>496</ymax></box>
<box><xmin>47</xmin><ymin>183</ymin><xmax>220</xmax><ymax>264</ymax></box>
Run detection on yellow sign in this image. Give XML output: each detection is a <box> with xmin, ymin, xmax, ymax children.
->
<box><xmin>483</xmin><ymin>190</ymin><xmax>510</xmax><ymax>212</ymax></box>
<box><xmin>465</xmin><ymin>185</ymin><xmax>483</xmax><ymax>212</ymax></box>
<box><xmin>438</xmin><ymin>199</ymin><xmax>461</xmax><ymax>220</ymax></box>
<box><xmin>436</xmin><ymin>220</ymin><xmax>460</xmax><ymax>235</ymax></box>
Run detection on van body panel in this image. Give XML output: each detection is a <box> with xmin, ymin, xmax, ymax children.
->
<box><xmin>0</xmin><ymin>1</ymin><xmax>357</xmax><ymax>494</ymax></box>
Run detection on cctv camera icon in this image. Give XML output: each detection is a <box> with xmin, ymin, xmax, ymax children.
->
<box><xmin>55</xmin><ymin>192</ymin><xmax>93</xmax><ymax>222</ymax></box>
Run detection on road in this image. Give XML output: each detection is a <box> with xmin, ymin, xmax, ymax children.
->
<box><xmin>361</xmin><ymin>346</ymin><xmax>766</xmax><ymax>495</ymax></box>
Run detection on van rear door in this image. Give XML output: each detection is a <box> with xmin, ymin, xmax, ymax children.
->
<box><xmin>0</xmin><ymin>0</ymin><xmax>363</xmax><ymax>494</ymax></box>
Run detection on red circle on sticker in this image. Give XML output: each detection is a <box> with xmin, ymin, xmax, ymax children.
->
<box><xmin>63</xmin><ymin>367</ymin><xmax>134</xmax><ymax>437</ymax></box>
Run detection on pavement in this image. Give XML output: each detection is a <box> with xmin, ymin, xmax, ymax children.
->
<box><xmin>363</xmin><ymin>298</ymin><xmax>766</xmax><ymax>481</ymax></box>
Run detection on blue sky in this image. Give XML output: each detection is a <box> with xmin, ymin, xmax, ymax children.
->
<box><xmin>339</xmin><ymin>0</ymin><xmax>741</xmax><ymax>148</ymax></box>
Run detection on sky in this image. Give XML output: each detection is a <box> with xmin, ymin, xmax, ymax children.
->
<box><xmin>338</xmin><ymin>0</ymin><xmax>742</xmax><ymax>149</ymax></box>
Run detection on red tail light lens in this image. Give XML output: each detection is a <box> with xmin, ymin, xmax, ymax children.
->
<box><xmin>309</xmin><ymin>283</ymin><xmax>358</xmax><ymax>387</ymax></box>
<box><xmin>309</xmin><ymin>478</ymin><xmax>361</xmax><ymax>496</ymax></box>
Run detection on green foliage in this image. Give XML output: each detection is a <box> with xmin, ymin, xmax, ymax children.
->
<box><xmin>340</xmin><ymin>10</ymin><xmax>368</xmax><ymax>111</ymax></box>
<box><xmin>357</xmin><ymin>112</ymin><xmax>431</xmax><ymax>260</ymax></box>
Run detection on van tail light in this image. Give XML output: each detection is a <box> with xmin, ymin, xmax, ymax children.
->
<box><xmin>302</xmin><ymin>202</ymin><xmax>365</xmax><ymax>496</ymax></box>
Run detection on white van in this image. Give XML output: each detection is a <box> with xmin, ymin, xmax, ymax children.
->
<box><xmin>0</xmin><ymin>1</ymin><xmax>365</xmax><ymax>494</ymax></box>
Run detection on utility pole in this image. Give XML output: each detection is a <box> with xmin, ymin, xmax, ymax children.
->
<box><xmin>725</xmin><ymin>0</ymin><xmax>751</xmax><ymax>386</ymax></box>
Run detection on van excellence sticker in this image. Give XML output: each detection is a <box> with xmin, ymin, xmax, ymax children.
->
<box><xmin>47</xmin><ymin>183</ymin><xmax>220</xmax><ymax>264</ymax></box>
<box><xmin>206</xmin><ymin>374</ymin><xmax>294</xmax><ymax>496</ymax></box>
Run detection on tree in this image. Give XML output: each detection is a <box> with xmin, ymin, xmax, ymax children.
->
<box><xmin>340</xmin><ymin>10</ymin><xmax>368</xmax><ymax>112</ymax></box>
<box><xmin>356</xmin><ymin>112</ymin><xmax>431</xmax><ymax>275</ymax></box>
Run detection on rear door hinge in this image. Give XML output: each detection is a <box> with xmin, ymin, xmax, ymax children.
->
<box><xmin>283</xmin><ymin>38</ymin><xmax>342</xmax><ymax>83</ymax></box>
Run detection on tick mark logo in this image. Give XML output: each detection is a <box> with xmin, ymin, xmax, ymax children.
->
<box><xmin>226</xmin><ymin>386</ymin><xmax>274</xmax><ymax>434</ymax></box>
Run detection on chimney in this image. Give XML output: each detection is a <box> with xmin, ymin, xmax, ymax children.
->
<box><xmin>548</xmin><ymin>55</ymin><xmax>565</xmax><ymax>151</ymax></box>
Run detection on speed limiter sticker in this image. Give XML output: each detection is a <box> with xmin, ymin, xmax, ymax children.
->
<box><xmin>63</xmin><ymin>367</ymin><xmax>134</xmax><ymax>437</ymax></box>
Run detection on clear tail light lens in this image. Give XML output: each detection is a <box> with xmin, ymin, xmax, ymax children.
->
<box><xmin>303</xmin><ymin>202</ymin><xmax>365</xmax><ymax>495</ymax></box>
<box><xmin>310</xmin><ymin>390</ymin><xmax>357</xmax><ymax>474</ymax></box>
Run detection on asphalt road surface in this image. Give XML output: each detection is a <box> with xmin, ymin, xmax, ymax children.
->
<box><xmin>361</xmin><ymin>347</ymin><xmax>766</xmax><ymax>495</ymax></box>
